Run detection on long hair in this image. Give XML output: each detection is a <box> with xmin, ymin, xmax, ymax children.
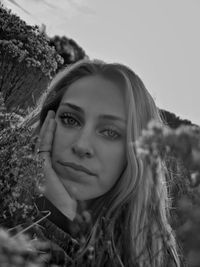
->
<box><xmin>36</xmin><ymin>59</ymin><xmax>180</xmax><ymax>267</ymax></box>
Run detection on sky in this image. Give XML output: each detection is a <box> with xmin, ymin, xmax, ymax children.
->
<box><xmin>2</xmin><ymin>0</ymin><xmax>200</xmax><ymax>125</ymax></box>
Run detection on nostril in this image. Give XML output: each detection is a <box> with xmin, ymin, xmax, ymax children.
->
<box><xmin>71</xmin><ymin>143</ymin><xmax>93</xmax><ymax>158</ymax></box>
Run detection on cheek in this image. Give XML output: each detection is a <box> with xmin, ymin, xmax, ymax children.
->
<box><xmin>52</xmin><ymin>124</ymin><xmax>74</xmax><ymax>157</ymax></box>
<box><xmin>100</xmin><ymin>142</ymin><xmax>126</xmax><ymax>187</ymax></box>
<box><xmin>106</xmin><ymin>141</ymin><xmax>126</xmax><ymax>167</ymax></box>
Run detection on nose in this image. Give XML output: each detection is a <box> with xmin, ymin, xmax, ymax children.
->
<box><xmin>71</xmin><ymin>129</ymin><xmax>94</xmax><ymax>158</ymax></box>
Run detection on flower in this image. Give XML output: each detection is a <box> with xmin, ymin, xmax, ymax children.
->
<box><xmin>135</xmin><ymin>120</ymin><xmax>200</xmax><ymax>180</ymax></box>
<box><xmin>0</xmin><ymin>228</ymin><xmax>50</xmax><ymax>267</ymax></box>
<box><xmin>0</xmin><ymin>113</ymin><xmax>44</xmax><ymax>226</ymax></box>
<box><xmin>135</xmin><ymin>120</ymin><xmax>200</xmax><ymax>266</ymax></box>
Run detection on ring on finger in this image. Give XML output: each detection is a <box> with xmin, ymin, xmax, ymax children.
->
<box><xmin>37</xmin><ymin>148</ymin><xmax>51</xmax><ymax>154</ymax></box>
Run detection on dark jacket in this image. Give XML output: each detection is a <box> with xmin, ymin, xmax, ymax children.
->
<box><xmin>33</xmin><ymin>197</ymin><xmax>121</xmax><ymax>266</ymax></box>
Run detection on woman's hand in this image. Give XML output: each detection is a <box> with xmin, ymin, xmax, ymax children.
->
<box><xmin>35</xmin><ymin>110</ymin><xmax>77</xmax><ymax>221</ymax></box>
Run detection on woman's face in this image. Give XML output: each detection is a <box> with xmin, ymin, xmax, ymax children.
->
<box><xmin>51</xmin><ymin>75</ymin><xmax>127</xmax><ymax>200</ymax></box>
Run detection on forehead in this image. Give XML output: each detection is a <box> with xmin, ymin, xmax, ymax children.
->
<box><xmin>61</xmin><ymin>75</ymin><xmax>126</xmax><ymax>118</ymax></box>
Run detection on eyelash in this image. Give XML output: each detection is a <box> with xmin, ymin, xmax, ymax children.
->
<box><xmin>59</xmin><ymin>112</ymin><xmax>80</xmax><ymax>127</ymax></box>
<box><xmin>59</xmin><ymin>112</ymin><xmax>121</xmax><ymax>140</ymax></box>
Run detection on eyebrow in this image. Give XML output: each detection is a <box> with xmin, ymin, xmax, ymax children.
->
<box><xmin>60</xmin><ymin>102</ymin><xmax>126</xmax><ymax>124</ymax></box>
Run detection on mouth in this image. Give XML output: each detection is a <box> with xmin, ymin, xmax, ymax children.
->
<box><xmin>58</xmin><ymin>161</ymin><xmax>96</xmax><ymax>176</ymax></box>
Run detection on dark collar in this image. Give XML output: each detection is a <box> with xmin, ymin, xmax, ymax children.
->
<box><xmin>35</xmin><ymin>196</ymin><xmax>80</xmax><ymax>238</ymax></box>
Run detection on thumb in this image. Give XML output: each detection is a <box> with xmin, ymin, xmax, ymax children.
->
<box><xmin>42</xmin><ymin>155</ymin><xmax>77</xmax><ymax>221</ymax></box>
<box><xmin>44</xmin><ymin>171</ymin><xmax>77</xmax><ymax>220</ymax></box>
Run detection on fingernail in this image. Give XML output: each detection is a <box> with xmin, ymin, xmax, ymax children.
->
<box><xmin>48</xmin><ymin>110</ymin><xmax>55</xmax><ymax>118</ymax></box>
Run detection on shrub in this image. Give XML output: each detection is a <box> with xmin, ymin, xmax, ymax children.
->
<box><xmin>0</xmin><ymin>4</ymin><xmax>63</xmax><ymax>113</ymax></box>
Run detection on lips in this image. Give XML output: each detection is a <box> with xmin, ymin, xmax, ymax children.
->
<box><xmin>58</xmin><ymin>161</ymin><xmax>96</xmax><ymax>176</ymax></box>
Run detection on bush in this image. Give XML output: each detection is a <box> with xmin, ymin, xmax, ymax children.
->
<box><xmin>136</xmin><ymin>121</ymin><xmax>200</xmax><ymax>266</ymax></box>
<box><xmin>0</xmin><ymin>4</ymin><xmax>63</xmax><ymax>113</ymax></box>
<box><xmin>49</xmin><ymin>35</ymin><xmax>87</xmax><ymax>70</ymax></box>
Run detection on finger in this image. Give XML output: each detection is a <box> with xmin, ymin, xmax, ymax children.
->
<box><xmin>37</xmin><ymin>118</ymin><xmax>57</xmax><ymax>168</ymax></box>
<box><xmin>43</xmin><ymin>164</ymin><xmax>77</xmax><ymax>220</ymax></box>
<box><xmin>39</xmin><ymin>110</ymin><xmax>55</xmax><ymax>141</ymax></box>
<box><xmin>39</xmin><ymin>119</ymin><xmax>57</xmax><ymax>155</ymax></box>
<box><xmin>34</xmin><ymin>111</ymin><xmax>55</xmax><ymax>153</ymax></box>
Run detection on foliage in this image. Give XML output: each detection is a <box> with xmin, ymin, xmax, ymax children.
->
<box><xmin>136</xmin><ymin>121</ymin><xmax>200</xmax><ymax>184</ymax></box>
<box><xmin>0</xmin><ymin>111</ymin><xmax>44</xmax><ymax>228</ymax></box>
<box><xmin>136</xmin><ymin>121</ymin><xmax>200</xmax><ymax>267</ymax></box>
<box><xmin>0</xmin><ymin>4</ymin><xmax>63</xmax><ymax>78</ymax></box>
<box><xmin>49</xmin><ymin>35</ymin><xmax>87</xmax><ymax>69</ymax></box>
<box><xmin>0</xmin><ymin>4</ymin><xmax>64</xmax><ymax>113</ymax></box>
<box><xmin>0</xmin><ymin>228</ymin><xmax>52</xmax><ymax>267</ymax></box>
<box><xmin>160</xmin><ymin>109</ymin><xmax>195</xmax><ymax>129</ymax></box>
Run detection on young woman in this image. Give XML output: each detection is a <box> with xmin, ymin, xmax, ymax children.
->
<box><xmin>34</xmin><ymin>59</ymin><xmax>181</xmax><ymax>266</ymax></box>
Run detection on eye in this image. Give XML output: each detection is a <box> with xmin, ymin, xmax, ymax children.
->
<box><xmin>101</xmin><ymin>128</ymin><xmax>120</xmax><ymax>140</ymax></box>
<box><xmin>59</xmin><ymin>112</ymin><xmax>80</xmax><ymax>127</ymax></box>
